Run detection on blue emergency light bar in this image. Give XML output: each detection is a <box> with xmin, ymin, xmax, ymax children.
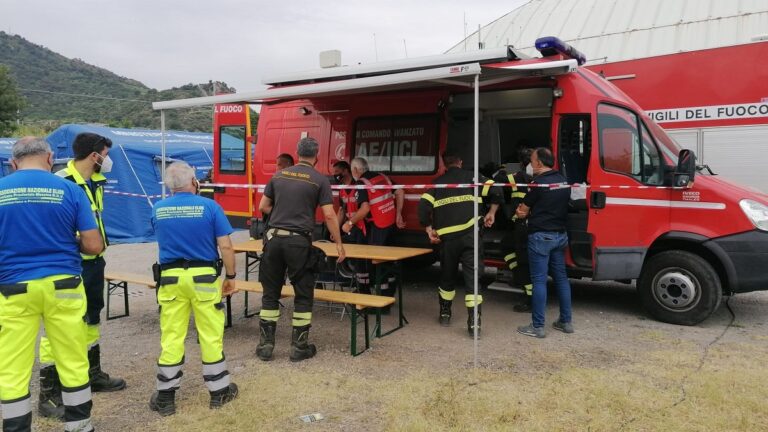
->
<box><xmin>535</xmin><ymin>36</ymin><xmax>587</xmax><ymax>65</ymax></box>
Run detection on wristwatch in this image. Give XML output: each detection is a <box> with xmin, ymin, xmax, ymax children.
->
<box><xmin>225</xmin><ymin>273</ymin><xmax>237</xmax><ymax>280</ymax></box>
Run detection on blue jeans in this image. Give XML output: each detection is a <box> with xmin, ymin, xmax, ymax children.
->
<box><xmin>528</xmin><ymin>231</ymin><xmax>572</xmax><ymax>328</ymax></box>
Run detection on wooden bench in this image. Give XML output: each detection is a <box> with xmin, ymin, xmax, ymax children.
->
<box><xmin>104</xmin><ymin>272</ymin><xmax>240</xmax><ymax>328</ymax></box>
<box><xmin>104</xmin><ymin>272</ymin><xmax>156</xmax><ymax>320</ymax></box>
<box><xmin>235</xmin><ymin>280</ymin><xmax>395</xmax><ymax>356</ymax></box>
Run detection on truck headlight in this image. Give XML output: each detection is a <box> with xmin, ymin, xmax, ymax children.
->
<box><xmin>739</xmin><ymin>199</ymin><xmax>768</xmax><ymax>231</ymax></box>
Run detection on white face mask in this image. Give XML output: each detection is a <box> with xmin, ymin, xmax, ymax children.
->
<box><xmin>96</xmin><ymin>154</ymin><xmax>113</xmax><ymax>174</ymax></box>
<box><xmin>525</xmin><ymin>163</ymin><xmax>534</xmax><ymax>176</ymax></box>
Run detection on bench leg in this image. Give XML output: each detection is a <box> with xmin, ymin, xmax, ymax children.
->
<box><xmin>350</xmin><ymin>307</ymin><xmax>371</xmax><ymax>357</ymax></box>
<box><xmin>106</xmin><ymin>280</ymin><xmax>129</xmax><ymax>321</ymax></box>
<box><xmin>372</xmin><ymin>262</ymin><xmax>407</xmax><ymax>338</ymax></box>
<box><xmin>225</xmin><ymin>295</ymin><xmax>233</xmax><ymax>329</ymax></box>
<box><xmin>243</xmin><ymin>291</ymin><xmax>259</xmax><ymax>318</ymax></box>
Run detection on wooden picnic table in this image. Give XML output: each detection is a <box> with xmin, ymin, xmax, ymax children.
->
<box><xmin>233</xmin><ymin>239</ymin><xmax>432</xmax><ymax>337</ymax></box>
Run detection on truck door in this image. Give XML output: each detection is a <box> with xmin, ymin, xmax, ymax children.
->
<box><xmin>588</xmin><ymin>103</ymin><xmax>671</xmax><ymax>280</ymax></box>
<box><xmin>213</xmin><ymin>103</ymin><xmax>252</xmax><ymax>219</ymax></box>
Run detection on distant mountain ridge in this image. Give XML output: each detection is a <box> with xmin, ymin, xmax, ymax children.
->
<box><xmin>0</xmin><ymin>32</ymin><xmax>234</xmax><ymax>132</ymax></box>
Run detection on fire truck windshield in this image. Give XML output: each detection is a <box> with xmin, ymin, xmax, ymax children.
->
<box><xmin>646</xmin><ymin>118</ymin><xmax>681</xmax><ymax>166</ymax></box>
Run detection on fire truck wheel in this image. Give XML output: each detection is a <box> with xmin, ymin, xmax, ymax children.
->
<box><xmin>638</xmin><ymin>250</ymin><xmax>722</xmax><ymax>326</ymax></box>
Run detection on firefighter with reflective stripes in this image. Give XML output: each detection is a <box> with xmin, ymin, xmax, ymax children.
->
<box><xmin>494</xmin><ymin>148</ymin><xmax>534</xmax><ymax>312</ymax></box>
<box><xmin>418</xmin><ymin>150</ymin><xmax>501</xmax><ymax>335</ymax></box>
<box><xmin>37</xmin><ymin>133</ymin><xmax>126</xmax><ymax>420</ymax></box>
<box><xmin>346</xmin><ymin>157</ymin><xmax>405</xmax><ymax>299</ymax></box>
<box><xmin>256</xmin><ymin>138</ymin><xmax>345</xmax><ymax>362</ymax></box>
<box><xmin>333</xmin><ymin>161</ymin><xmax>368</xmax><ymax>283</ymax></box>
<box><xmin>149</xmin><ymin>162</ymin><xmax>238</xmax><ymax>416</ymax></box>
<box><xmin>0</xmin><ymin>137</ymin><xmax>101</xmax><ymax>432</ymax></box>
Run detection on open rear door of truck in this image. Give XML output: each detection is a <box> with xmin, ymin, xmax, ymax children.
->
<box><xmin>213</xmin><ymin>103</ymin><xmax>253</xmax><ymax>222</ymax></box>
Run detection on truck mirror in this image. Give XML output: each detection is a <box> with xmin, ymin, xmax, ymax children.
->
<box><xmin>673</xmin><ymin>149</ymin><xmax>696</xmax><ymax>188</ymax></box>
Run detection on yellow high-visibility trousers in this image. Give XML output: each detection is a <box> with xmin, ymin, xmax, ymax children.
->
<box><xmin>0</xmin><ymin>274</ymin><xmax>93</xmax><ymax>432</ymax></box>
<box><xmin>155</xmin><ymin>267</ymin><xmax>231</xmax><ymax>393</ymax></box>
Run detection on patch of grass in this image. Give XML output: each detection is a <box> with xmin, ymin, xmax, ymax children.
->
<box><xmin>139</xmin><ymin>343</ymin><xmax>768</xmax><ymax>432</ymax></box>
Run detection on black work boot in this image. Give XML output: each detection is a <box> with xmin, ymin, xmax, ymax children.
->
<box><xmin>256</xmin><ymin>319</ymin><xmax>277</xmax><ymax>361</ymax></box>
<box><xmin>38</xmin><ymin>365</ymin><xmax>64</xmax><ymax>420</ymax></box>
<box><xmin>88</xmin><ymin>344</ymin><xmax>127</xmax><ymax>392</ymax></box>
<box><xmin>439</xmin><ymin>298</ymin><xmax>452</xmax><ymax>326</ymax></box>
<box><xmin>289</xmin><ymin>325</ymin><xmax>317</xmax><ymax>362</ymax></box>
<box><xmin>210</xmin><ymin>383</ymin><xmax>239</xmax><ymax>409</ymax></box>
<box><xmin>513</xmin><ymin>296</ymin><xmax>532</xmax><ymax>313</ymax></box>
<box><xmin>467</xmin><ymin>305</ymin><xmax>482</xmax><ymax>337</ymax></box>
<box><xmin>149</xmin><ymin>389</ymin><xmax>176</xmax><ymax>416</ymax></box>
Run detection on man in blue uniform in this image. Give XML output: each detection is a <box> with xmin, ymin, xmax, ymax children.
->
<box><xmin>149</xmin><ymin>161</ymin><xmax>239</xmax><ymax>416</ymax></box>
<box><xmin>39</xmin><ymin>132</ymin><xmax>125</xmax><ymax>420</ymax></box>
<box><xmin>0</xmin><ymin>137</ymin><xmax>102</xmax><ymax>432</ymax></box>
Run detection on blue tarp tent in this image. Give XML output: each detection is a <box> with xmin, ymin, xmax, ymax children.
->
<box><xmin>46</xmin><ymin>124</ymin><xmax>214</xmax><ymax>243</ymax></box>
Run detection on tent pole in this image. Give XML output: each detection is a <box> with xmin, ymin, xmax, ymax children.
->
<box><xmin>161</xmin><ymin>110</ymin><xmax>167</xmax><ymax>199</ymax></box>
<box><xmin>473</xmin><ymin>73</ymin><xmax>479</xmax><ymax>368</ymax></box>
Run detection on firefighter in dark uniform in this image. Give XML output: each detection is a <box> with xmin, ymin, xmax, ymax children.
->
<box><xmin>345</xmin><ymin>157</ymin><xmax>405</xmax><ymax>299</ymax></box>
<box><xmin>493</xmin><ymin>148</ymin><xmax>534</xmax><ymax>312</ymax></box>
<box><xmin>39</xmin><ymin>133</ymin><xmax>125</xmax><ymax>420</ymax></box>
<box><xmin>0</xmin><ymin>137</ymin><xmax>101</xmax><ymax>432</ymax></box>
<box><xmin>418</xmin><ymin>150</ymin><xmax>501</xmax><ymax>335</ymax></box>
<box><xmin>256</xmin><ymin>138</ymin><xmax>346</xmax><ymax>362</ymax></box>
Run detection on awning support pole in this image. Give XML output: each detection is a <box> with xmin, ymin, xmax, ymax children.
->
<box><xmin>473</xmin><ymin>73</ymin><xmax>479</xmax><ymax>368</ymax></box>
<box><xmin>160</xmin><ymin>110</ymin><xmax>167</xmax><ymax>199</ymax></box>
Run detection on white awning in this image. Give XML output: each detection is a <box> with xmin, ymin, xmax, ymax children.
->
<box><xmin>151</xmin><ymin>59</ymin><xmax>578</xmax><ymax>111</ymax></box>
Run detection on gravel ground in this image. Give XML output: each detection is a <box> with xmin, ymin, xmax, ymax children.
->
<box><xmin>29</xmin><ymin>229</ymin><xmax>768</xmax><ymax>431</ymax></box>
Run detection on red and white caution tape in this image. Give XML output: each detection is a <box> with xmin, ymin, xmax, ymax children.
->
<box><xmin>103</xmin><ymin>182</ymin><xmax>685</xmax><ymax>200</ymax></box>
<box><xmin>196</xmin><ymin>182</ymin><xmax>683</xmax><ymax>190</ymax></box>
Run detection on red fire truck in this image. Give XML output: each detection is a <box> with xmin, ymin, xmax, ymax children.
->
<box><xmin>156</xmin><ymin>37</ymin><xmax>768</xmax><ymax>325</ymax></box>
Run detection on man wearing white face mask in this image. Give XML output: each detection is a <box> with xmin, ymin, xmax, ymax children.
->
<box><xmin>38</xmin><ymin>132</ymin><xmax>126</xmax><ymax>420</ymax></box>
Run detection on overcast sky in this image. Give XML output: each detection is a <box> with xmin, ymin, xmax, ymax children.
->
<box><xmin>1</xmin><ymin>0</ymin><xmax>528</xmax><ymax>92</ymax></box>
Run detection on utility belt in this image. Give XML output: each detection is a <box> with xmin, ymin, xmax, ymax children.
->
<box><xmin>0</xmin><ymin>275</ymin><xmax>81</xmax><ymax>298</ymax></box>
<box><xmin>152</xmin><ymin>259</ymin><xmax>223</xmax><ymax>285</ymax></box>
<box><xmin>264</xmin><ymin>227</ymin><xmax>311</xmax><ymax>241</ymax></box>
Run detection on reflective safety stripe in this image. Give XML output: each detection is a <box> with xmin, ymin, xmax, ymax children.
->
<box><xmin>435</xmin><ymin>217</ymin><xmax>479</xmax><ymax>236</ymax></box>
<box><xmin>205</xmin><ymin>372</ymin><xmax>231</xmax><ymax>392</ymax></box>
<box><xmin>464</xmin><ymin>294</ymin><xmax>484</xmax><ymax>307</ymax></box>
<box><xmin>438</xmin><ymin>287</ymin><xmax>455</xmax><ymax>301</ymax></box>
<box><xmin>368</xmin><ymin>192</ymin><xmax>394</xmax><ymax>205</ymax></box>
<box><xmin>292</xmin><ymin>311</ymin><xmax>312</xmax><ymax>327</ymax></box>
<box><xmin>203</xmin><ymin>359</ymin><xmax>231</xmax><ymax>392</ymax></box>
<box><xmin>61</xmin><ymin>387</ymin><xmax>92</xmax><ymax>407</ymax></box>
<box><xmin>420</xmin><ymin>193</ymin><xmax>435</xmax><ymax>204</ymax></box>
<box><xmin>481</xmin><ymin>180</ymin><xmax>494</xmax><ymax>197</ymax></box>
<box><xmin>195</xmin><ymin>286</ymin><xmax>218</xmax><ymax>293</ymax></box>
<box><xmin>260</xmin><ymin>309</ymin><xmax>280</xmax><ymax>322</ymax></box>
<box><xmin>504</xmin><ymin>253</ymin><xmax>516</xmax><ymax>262</ymax></box>
<box><xmin>433</xmin><ymin>194</ymin><xmax>478</xmax><ymax>208</ymax></box>
<box><xmin>524</xmin><ymin>284</ymin><xmax>533</xmax><ymax>296</ymax></box>
<box><xmin>64</xmin><ymin>418</ymin><xmax>93</xmax><ymax>432</ymax></box>
<box><xmin>508</xmin><ymin>262</ymin><xmax>518</xmax><ymax>270</ymax></box>
<box><xmin>55</xmin><ymin>293</ymin><xmax>83</xmax><ymax>300</ymax></box>
<box><xmin>507</xmin><ymin>174</ymin><xmax>517</xmax><ymax>191</ymax></box>
<box><xmin>511</xmin><ymin>192</ymin><xmax>526</xmax><ymax>199</ymax></box>
<box><xmin>1</xmin><ymin>396</ymin><xmax>31</xmax><ymax>419</ymax></box>
<box><xmin>157</xmin><ymin>364</ymin><xmax>183</xmax><ymax>391</ymax></box>
<box><xmin>202</xmin><ymin>360</ymin><xmax>228</xmax><ymax>376</ymax></box>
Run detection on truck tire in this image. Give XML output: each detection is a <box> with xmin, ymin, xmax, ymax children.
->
<box><xmin>638</xmin><ymin>250</ymin><xmax>722</xmax><ymax>326</ymax></box>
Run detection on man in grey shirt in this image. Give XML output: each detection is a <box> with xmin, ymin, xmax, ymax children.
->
<box><xmin>256</xmin><ymin>137</ymin><xmax>345</xmax><ymax>362</ymax></box>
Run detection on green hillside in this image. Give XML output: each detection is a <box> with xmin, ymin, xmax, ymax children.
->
<box><xmin>0</xmin><ymin>32</ymin><xmax>235</xmax><ymax>132</ymax></box>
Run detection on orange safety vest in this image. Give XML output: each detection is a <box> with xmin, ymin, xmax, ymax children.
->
<box><xmin>359</xmin><ymin>173</ymin><xmax>396</xmax><ymax>228</ymax></box>
<box><xmin>339</xmin><ymin>187</ymin><xmax>367</xmax><ymax>235</ymax></box>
